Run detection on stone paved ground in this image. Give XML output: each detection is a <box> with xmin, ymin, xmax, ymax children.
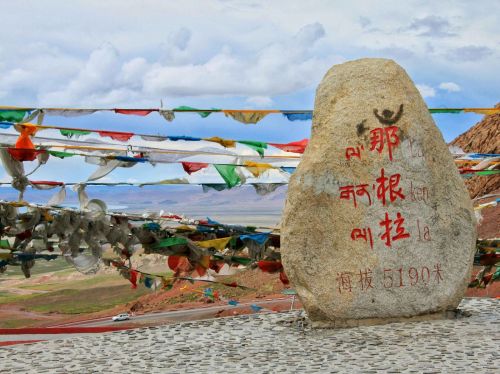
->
<box><xmin>0</xmin><ymin>298</ymin><xmax>498</xmax><ymax>373</ymax></box>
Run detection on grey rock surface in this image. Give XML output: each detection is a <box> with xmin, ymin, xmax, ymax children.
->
<box><xmin>0</xmin><ymin>298</ymin><xmax>498</xmax><ymax>373</ymax></box>
<box><xmin>281</xmin><ymin>58</ymin><xmax>476</xmax><ymax>327</ymax></box>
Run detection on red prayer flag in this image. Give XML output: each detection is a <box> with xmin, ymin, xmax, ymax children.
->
<box><xmin>30</xmin><ymin>180</ymin><xmax>64</xmax><ymax>186</ymax></box>
<box><xmin>114</xmin><ymin>109</ymin><xmax>154</xmax><ymax>116</ymax></box>
<box><xmin>181</xmin><ymin>162</ymin><xmax>209</xmax><ymax>175</ymax></box>
<box><xmin>269</xmin><ymin>139</ymin><xmax>308</xmax><ymax>154</ymax></box>
<box><xmin>8</xmin><ymin>148</ymin><xmax>44</xmax><ymax>162</ymax></box>
<box><xmin>167</xmin><ymin>255</ymin><xmax>181</xmax><ymax>271</ymax></box>
<box><xmin>97</xmin><ymin>131</ymin><xmax>134</xmax><ymax>142</ymax></box>
<box><xmin>129</xmin><ymin>270</ymin><xmax>138</xmax><ymax>289</ymax></box>
<box><xmin>257</xmin><ymin>260</ymin><xmax>283</xmax><ymax>273</ymax></box>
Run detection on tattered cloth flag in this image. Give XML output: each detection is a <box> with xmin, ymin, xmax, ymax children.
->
<box><xmin>8</xmin><ymin>123</ymin><xmax>40</xmax><ymax>161</ymax></box>
<box><xmin>214</xmin><ymin>164</ymin><xmax>241</xmax><ymax>188</ymax></box>
<box><xmin>60</xmin><ymin>129</ymin><xmax>91</xmax><ymax>138</ymax></box>
<box><xmin>0</xmin><ymin>110</ymin><xmax>29</xmax><ymax>122</ymax></box>
<box><xmin>222</xmin><ymin>110</ymin><xmax>279</xmax><ymax>124</ymax></box>
<box><xmin>195</xmin><ymin>237</ymin><xmax>232</xmax><ymax>251</ymax></box>
<box><xmin>281</xmin><ymin>112</ymin><xmax>313</xmax><ymax>121</ymax></box>
<box><xmin>129</xmin><ymin>269</ymin><xmax>139</xmax><ymax>289</ymax></box>
<box><xmin>240</xmin><ymin>233</ymin><xmax>270</xmax><ymax>245</ymax></box>
<box><xmin>114</xmin><ymin>109</ymin><xmax>154</xmax><ymax>116</ymax></box>
<box><xmin>97</xmin><ymin>130</ymin><xmax>134</xmax><ymax>142</ymax></box>
<box><xmin>48</xmin><ymin>150</ymin><xmax>76</xmax><ymax>158</ymax></box>
<box><xmin>168</xmin><ymin>135</ymin><xmax>202</xmax><ymax>141</ymax></box>
<box><xmin>174</xmin><ymin>106</ymin><xmax>219</xmax><ymax>118</ymax></box>
<box><xmin>243</xmin><ymin>161</ymin><xmax>272</xmax><ymax>177</ymax></box>
<box><xmin>182</xmin><ymin>162</ymin><xmax>209</xmax><ymax>175</ymax></box>
<box><xmin>269</xmin><ymin>139</ymin><xmax>308</xmax><ymax>154</ymax></box>
<box><xmin>204</xmin><ymin>136</ymin><xmax>236</xmax><ymax>148</ymax></box>
<box><xmin>238</xmin><ymin>140</ymin><xmax>267</xmax><ymax>156</ymax></box>
<box><xmin>463</xmin><ymin>108</ymin><xmax>500</xmax><ymax>115</ymax></box>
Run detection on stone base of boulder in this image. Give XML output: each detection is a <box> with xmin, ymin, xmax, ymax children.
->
<box><xmin>310</xmin><ymin>309</ymin><xmax>461</xmax><ymax>329</ymax></box>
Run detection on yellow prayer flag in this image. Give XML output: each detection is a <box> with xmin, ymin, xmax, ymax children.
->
<box><xmin>195</xmin><ymin>237</ymin><xmax>232</xmax><ymax>251</ymax></box>
<box><xmin>203</xmin><ymin>136</ymin><xmax>236</xmax><ymax>148</ymax></box>
<box><xmin>243</xmin><ymin>161</ymin><xmax>273</xmax><ymax>177</ymax></box>
<box><xmin>463</xmin><ymin>108</ymin><xmax>500</xmax><ymax>115</ymax></box>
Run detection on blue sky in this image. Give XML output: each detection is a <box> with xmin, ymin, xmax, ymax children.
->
<box><xmin>0</xmin><ymin>0</ymin><xmax>498</xmax><ymax>185</ymax></box>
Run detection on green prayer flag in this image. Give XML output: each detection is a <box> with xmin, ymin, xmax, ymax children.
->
<box><xmin>471</xmin><ymin>170</ymin><xmax>500</xmax><ymax>176</ymax></box>
<box><xmin>229</xmin><ymin>256</ymin><xmax>253</xmax><ymax>266</ymax></box>
<box><xmin>238</xmin><ymin>140</ymin><xmax>268</xmax><ymax>157</ymax></box>
<box><xmin>60</xmin><ymin>129</ymin><xmax>91</xmax><ymax>138</ymax></box>
<box><xmin>173</xmin><ymin>106</ymin><xmax>220</xmax><ymax>118</ymax></box>
<box><xmin>48</xmin><ymin>150</ymin><xmax>75</xmax><ymax>159</ymax></box>
<box><xmin>0</xmin><ymin>110</ymin><xmax>28</xmax><ymax>122</ymax></box>
<box><xmin>429</xmin><ymin>109</ymin><xmax>463</xmax><ymax>114</ymax></box>
<box><xmin>214</xmin><ymin>164</ymin><xmax>241</xmax><ymax>188</ymax></box>
<box><xmin>150</xmin><ymin>237</ymin><xmax>188</xmax><ymax>250</ymax></box>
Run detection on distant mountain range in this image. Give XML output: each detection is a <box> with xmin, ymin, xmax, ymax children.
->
<box><xmin>0</xmin><ymin>185</ymin><xmax>287</xmax><ymax>226</ymax></box>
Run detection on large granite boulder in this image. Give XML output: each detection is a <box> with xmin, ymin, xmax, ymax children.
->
<box><xmin>281</xmin><ymin>58</ymin><xmax>477</xmax><ymax>328</ymax></box>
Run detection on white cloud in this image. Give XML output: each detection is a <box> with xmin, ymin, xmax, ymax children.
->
<box><xmin>245</xmin><ymin>96</ymin><xmax>274</xmax><ymax>107</ymax></box>
<box><xmin>438</xmin><ymin>82</ymin><xmax>461</xmax><ymax>92</ymax></box>
<box><xmin>416</xmin><ymin>84</ymin><xmax>436</xmax><ymax>98</ymax></box>
<box><xmin>0</xmin><ymin>1</ymin><xmax>498</xmax><ymax>108</ymax></box>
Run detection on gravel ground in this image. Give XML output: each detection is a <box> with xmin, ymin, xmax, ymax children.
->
<box><xmin>0</xmin><ymin>298</ymin><xmax>498</xmax><ymax>373</ymax></box>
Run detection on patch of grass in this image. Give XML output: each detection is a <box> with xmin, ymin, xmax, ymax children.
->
<box><xmin>0</xmin><ymin>318</ymin><xmax>42</xmax><ymax>329</ymax></box>
<box><xmin>0</xmin><ymin>291</ymin><xmax>37</xmax><ymax>304</ymax></box>
<box><xmin>164</xmin><ymin>292</ymin><xmax>201</xmax><ymax>304</ymax></box>
<box><xmin>17</xmin><ymin>285</ymin><xmax>150</xmax><ymax>314</ymax></box>
<box><xmin>19</xmin><ymin>273</ymin><xmax>126</xmax><ymax>292</ymax></box>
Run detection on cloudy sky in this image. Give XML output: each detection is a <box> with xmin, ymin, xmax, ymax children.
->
<box><xmin>1</xmin><ymin>0</ymin><xmax>498</xmax><ymax>187</ymax></box>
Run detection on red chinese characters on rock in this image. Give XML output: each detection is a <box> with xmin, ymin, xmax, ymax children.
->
<box><xmin>369</xmin><ymin>126</ymin><xmax>400</xmax><ymax>161</ymax></box>
<box><xmin>339</xmin><ymin>168</ymin><xmax>404</xmax><ymax>208</ymax></box>
<box><xmin>376</xmin><ymin>168</ymin><xmax>405</xmax><ymax>206</ymax></box>
<box><xmin>379</xmin><ymin>212</ymin><xmax>411</xmax><ymax>248</ymax></box>
<box><xmin>345</xmin><ymin>126</ymin><xmax>401</xmax><ymax>161</ymax></box>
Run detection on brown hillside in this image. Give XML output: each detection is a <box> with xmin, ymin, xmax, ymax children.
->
<box><xmin>450</xmin><ymin>103</ymin><xmax>500</xmax><ymax>199</ymax></box>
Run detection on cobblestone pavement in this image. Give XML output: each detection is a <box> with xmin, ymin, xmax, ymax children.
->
<box><xmin>1</xmin><ymin>298</ymin><xmax>498</xmax><ymax>373</ymax></box>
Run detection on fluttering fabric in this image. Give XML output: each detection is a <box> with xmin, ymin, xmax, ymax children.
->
<box><xmin>47</xmin><ymin>186</ymin><xmax>66</xmax><ymax>206</ymax></box>
<box><xmin>463</xmin><ymin>108</ymin><xmax>500</xmax><ymax>115</ymax></box>
<box><xmin>252</xmin><ymin>183</ymin><xmax>285</xmax><ymax>195</ymax></box>
<box><xmin>114</xmin><ymin>109</ymin><xmax>154</xmax><ymax>116</ymax></box>
<box><xmin>60</xmin><ymin>129</ymin><xmax>92</xmax><ymax>138</ymax></box>
<box><xmin>239</xmin><ymin>233</ymin><xmax>270</xmax><ymax>245</ymax></box>
<box><xmin>182</xmin><ymin>162</ymin><xmax>209</xmax><ymax>175</ymax></box>
<box><xmin>48</xmin><ymin>150</ymin><xmax>76</xmax><ymax>158</ymax></box>
<box><xmin>42</xmin><ymin>109</ymin><xmax>97</xmax><ymax>117</ymax></box>
<box><xmin>222</xmin><ymin>110</ymin><xmax>278</xmax><ymax>124</ymax></box>
<box><xmin>243</xmin><ymin>161</ymin><xmax>272</xmax><ymax>177</ymax></box>
<box><xmin>168</xmin><ymin>135</ymin><xmax>202</xmax><ymax>141</ymax></box>
<box><xmin>87</xmin><ymin>159</ymin><xmax>124</xmax><ymax>181</ymax></box>
<box><xmin>281</xmin><ymin>112</ymin><xmax>313</xmax><ymax>121</ymax></box>
<box><xmin>204</xmin><ymin>136</ymin><xmax>236</xmax><ymax>148</ymax></box>
<box><xmin>214</xmin><ymin>164</ymin><xmax>241</xmax><ymax>188</ymax></box>
<box><xmin>159</xmin><ymin>109</ymin><xmax>175</xmax><ymax>122</ymax></box>
<box><xmin>195</xmin><ymin>237</ymin><xmax>232</xmax><ymax>251</ymax></box>
<box><xmin>269</xmin><ymin>139</ymin><xmax>308</xmax><ymax>154</ymax></box>
<box><xmin>97</xmin><ymin>131</ymin><xmax>134</xmax><ymax>142</ymax></box>
<box><xmin>174</xmin><ymin>106</ymin><xmax>218</xmax><ymax>118</ymax></box>
<box><xmin>9</xmin><ymin>123</ymin><xmax>39</xmax><ymax>161</ymax></box>
<box><xmin>0</xmin><ymin>110</ymin><xmax>28</xmax><ymax>122</ymax></box>
<box><xmin>238</xmin><ymin>140</ymin><xmax>267</xmax><ymax>156</ymax></box>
